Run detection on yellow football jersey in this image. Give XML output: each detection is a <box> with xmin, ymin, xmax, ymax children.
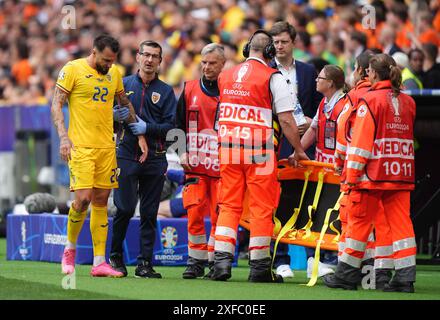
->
<box><xmin>56</xmin><ymin>58</ymin><xmax>124</xmax><ymax>148</ymax></box>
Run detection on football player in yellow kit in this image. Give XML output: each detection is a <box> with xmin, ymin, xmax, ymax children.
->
<box><xmin>51</xmin><ymin>34</ymin><xmax>147</xmax><ymax>277</ymax></box>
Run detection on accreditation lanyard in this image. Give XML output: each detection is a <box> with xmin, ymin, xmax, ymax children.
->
<box><xmin>322</xmin><ymin>91</ymin><xmax>344</xmax><ymax>150</ymax></box>
<box><xmin>324</xmin><ymin>119</ymin><xmax>336</xmax><ymax>150</ymax></box>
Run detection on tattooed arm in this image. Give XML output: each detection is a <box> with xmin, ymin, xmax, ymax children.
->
<box><xmin>116</xmin><ymin>90</ymin><xmax>148</xmax><ymax>163</ymax></box>
<box><xmin>51</xmin><ymin>86</ymin><xmax>73</xmax><ymax>162</ymax></box>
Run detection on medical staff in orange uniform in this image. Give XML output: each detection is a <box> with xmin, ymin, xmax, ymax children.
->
<box><xmin>324</xmin><ymin>54</ymin><xmax>417</xmax><ymax>293</ymax></box>
<box><xmin>335</xmin><ymin>50</ymin><xmax>375</xmax><ymax>270</ymax></box>
<box><xmin>212</xmin><ymin>30</ymin><xmax>309</xmax><ymax>282</ymax></box>
<box><xmin>176</xmin><ymin>43</ymin><xmax>226</xmax><ymax>279</ymax></box>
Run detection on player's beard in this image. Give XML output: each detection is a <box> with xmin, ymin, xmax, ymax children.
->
<box><xmin>96</xmin><ymin>63</ymin><xmax>109</xmax><ymax>75</ymax></box>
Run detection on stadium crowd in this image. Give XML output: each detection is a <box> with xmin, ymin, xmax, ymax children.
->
<box><xmin>0</xmin><ymin>0</ymin><xmax>439</xmax><ymax>106</ymax></box>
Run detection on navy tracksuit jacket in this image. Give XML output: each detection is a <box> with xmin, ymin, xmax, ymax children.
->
<box><xmin>111</xmin><ymin>72</ymin><xmax>176</xmax><ymax>263</ymax></box>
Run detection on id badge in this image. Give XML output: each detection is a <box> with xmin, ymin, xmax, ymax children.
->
<box><xmin>324</xmin><ymin>119</ymin><xmax>336</xmax><ymax>150</ymax></box>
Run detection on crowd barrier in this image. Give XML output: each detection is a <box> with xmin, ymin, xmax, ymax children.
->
<box><xmin>6</xmin><ymin>214</ymin><xmax>238</xmax><ymax>266</ymax></box>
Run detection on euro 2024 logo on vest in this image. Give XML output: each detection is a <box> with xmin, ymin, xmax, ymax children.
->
<box><xmin>234</xmin><ymin>63</ymin><xmax>251</xmax><ymax>83</ymax></box>
<box><xmin>388</xmin><ymin>92</ymin><xmax>402</xmax><ymax>123</ymax></box>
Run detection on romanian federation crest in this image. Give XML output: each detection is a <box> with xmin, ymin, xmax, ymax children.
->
<box><xmin>152</xmin><ymin>92</ymin><xmax>161</xmax><ymax>104</ymax></box>
<box><xmin>161</xmin><ymin>226</ymin><xmax>178</xmax><ymax>248</ymax></box>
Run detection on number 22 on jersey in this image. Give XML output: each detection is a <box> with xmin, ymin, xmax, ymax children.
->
<box><xmin>92</xmin><ymin>86</ymin><xmax>109</xmax><ymax>102</ymax></box>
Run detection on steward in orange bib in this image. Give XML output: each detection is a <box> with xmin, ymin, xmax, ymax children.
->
<box><xmin>334</xmin><ymin>50</ymin><xmax>378</xmax><ymax>274</ymax></box>
<box><xmin>299</xmin><ymin>65</ymin><xmax>347</xmax><ymax>164</ymax></box>
<box><xmin>176</xmin><ymin>44</ymin><xmax>225</xmax><ymax>279</ymax></box>
<box><xmin>324</xmin><ymin>54</ymin><xmax>417</xmax><ymax>293</ymax></box>
<box><xmin>212</xmin><ymin>30</ymin><xmax>309</xmax><ymax>282</ymax></box>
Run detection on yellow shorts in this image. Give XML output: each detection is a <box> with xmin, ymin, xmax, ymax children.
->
<box><xmin>68</xmin><ymin>147</ymin><xmax>119</xmax><ymax>191</ymax></box>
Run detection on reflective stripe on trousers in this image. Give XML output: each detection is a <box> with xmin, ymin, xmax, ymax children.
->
<box><xmin>340</xmin><ymin>251</ymin><xmax>362</xmax><ymax>268</ymax></box>
<box><xmin>249</xmin><ymin>236</ymin><xmax>271</xmax><ymax>260</ymax></box>
<box><xmin>188</xmin><ymin>248</ymin><xmax>208</xmax><ymax>260</ymax></box>
<box><xmin>214</xmin><ymin>240</ymin><xmax>235</xmax><ymax>255</ymax></box>
<box><xmin>189</xmin><ymin>233</ymin><xmax>207</xmax><ymax>245</ymax></box>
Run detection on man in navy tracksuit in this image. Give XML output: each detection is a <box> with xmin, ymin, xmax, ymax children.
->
<box><xmin>109</xmin><ymin>40</ymin><xmax>176</xmax><ymax>278</ymax></box>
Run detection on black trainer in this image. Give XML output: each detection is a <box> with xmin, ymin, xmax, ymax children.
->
<box><xmin>322</xmin><ymin>274</ymin><xmax>357</xmax><ymax>290</ymax></box>
<box><xmin>182</xmin><ymin>264</ymin><xmax>205</xmax><ymax>279</ymax></box>
<box><xmin>135</xmin><ymin>261</ymin><xmax>162</xmax><ymax>279</ymax></box>
<box><xmin>383</xmin><ymin>281</ymin><xmax>415</xmax><ymax>293</ymax></box>
<box><xmin>109</xmin><ymin>253</ymin><xmax>128</xmax><ymax>277</ymax></box>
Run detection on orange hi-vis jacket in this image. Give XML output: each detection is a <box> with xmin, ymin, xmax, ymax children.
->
<box><xmin>345</xmin><ymin>80</ymin><xmax>416</xmax><ymax>190</ymax></box>
<box><xmin>217</xmin><ymin>58</ymin><xmax>277</xmax><ymax>148</ymax></box>
<box><xmin>214</xmin><ymin>59</ymin><xmax>280</xmax><ymax>261</ymax></box>
<box><xmin>184</xmin><ymin>79</ymin><xmax>220</xmax><ymax>178</ymax></box>
<box><xmin>335</xmin><ymin>80</ymin><xmax>371</xmax><ymax>189</ymax></box>
<box><xmin>335</xmin><ymin>80</ymin><xmax>373</xmax><ymax>260</ymax></box>
<box><xmin>315</xmin><ymin>94</ymin><xmax>346</xmax><ymax>164</ymax></box>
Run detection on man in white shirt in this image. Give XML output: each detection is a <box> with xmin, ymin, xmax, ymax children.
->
<box><xmin>269</xmin><ymin>21</ymin><xmax>323</xmax><ymax>279</ymax></box>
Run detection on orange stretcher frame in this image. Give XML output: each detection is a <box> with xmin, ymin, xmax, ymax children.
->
<box><xmin>239</xmin><ymin>160</ymin><xmax>341</xmax><ymax>251</ymax></box>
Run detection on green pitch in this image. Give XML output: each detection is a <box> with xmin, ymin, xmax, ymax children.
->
<box><xmin>0</xmin><ymin>238</ymin><xmax>439</xmax><ymax>300</ymax></box>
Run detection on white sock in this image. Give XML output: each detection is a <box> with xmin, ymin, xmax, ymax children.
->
<box><xmin>66</xmin><ymin>241</ymin><xmax>76</xmax><ymax>250</ymax></box>
<box><xmin>93</xmin><ymin>255</ymin><xmax>105</xmax><ymax>266</ymax></box>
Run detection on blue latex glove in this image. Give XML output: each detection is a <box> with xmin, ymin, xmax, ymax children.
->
<box><xmin>113</xmin><ymin>105</ymin><xmax>130</xmax><ymax>122</ymax></box>
<box><xmin>166</xmin><ymin>169</ymin><xmax>185</xmax><ymax>185</ymax></box>
<box><xmin>128</xmin><ymin>115</ymin><xmax>147</xmax><ymax>135</ymax></box>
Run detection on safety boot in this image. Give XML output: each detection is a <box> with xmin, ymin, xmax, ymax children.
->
<box><xmin>375</xmin><ymin>269</ymin><xmax>392</xmax><ymax>290</ymax></box>
<box><xmin>322</xmin><ymin>274</ymin><xmax>357</xmax><ymax>290</ymax></box>
<box><xmin>203</xmin><ymin>261</ymin><xmax>214</xmax><ymax>279</ymax></box>
<box><xmin>182</xmin><ymin>257</ymin><xmax>206</xmax><ymax>279</ymax></box>
<box><xmin>383</xmin><ymin>266</ymin><xmax>415</xmax><ymax>293</ymax></box>
<box><xmin>248</xmin><ymin>258</ymin><xmax>283</xmax><ymax>283</ymax></box>
<box><xmin>212</xmin><ymin>251</ymin><xmax>233</xmax><ymax>281</ymax></box>
<box><xmin>383</xmin><ymin>281</ymin><xmax>415</xmax><ymax>293</ymax></box>
<box><xmin>323</xmin><ymin>262</ymin><xmax>360</xmax><ymax>290</ymax></box>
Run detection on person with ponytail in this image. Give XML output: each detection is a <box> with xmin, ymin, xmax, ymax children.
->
<box><xmin>334</xmin><ymin>50</ymin><xmax>377</xmax><ymax>278</ymax></box>
<box><xmin>335</xmin><ymin>50</ymin><xmax>375</xmax><ymax>174</ymax></box>
<box><xmin>323</xmin><ymin>54</ymin><xmax>417</xmax><ymax>293</ymax></box>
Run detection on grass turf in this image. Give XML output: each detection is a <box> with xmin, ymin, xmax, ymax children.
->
<box><xmin>1</xmin><ymin>238</ymin><xmax>439</xmax><ymax>300</ymax></box>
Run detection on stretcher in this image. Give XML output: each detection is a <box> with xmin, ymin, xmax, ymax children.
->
<box><xmin>240</xmin><ymin>159</ymin><xmax>342</xmax><ymax>252</ymax></box>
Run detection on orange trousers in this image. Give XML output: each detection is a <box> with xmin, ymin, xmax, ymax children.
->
<box><xmin>182</xmin><ymin>174</ymin><xmax>219</xmax><ymax>262</ymax></box>
<box><xmin>214</xmin><ymin>148</ymin><xmax>280</xmax><ymax>261</ymax></box>
<box><xmin>338</xmin><ymin>194</ymin><xmax>376</xmax><ymax>262</ymax></box>
<box><xmin>340</xmin><ymin>190</ymin><xmax>416</xmax><ymax>272</ymax></box>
